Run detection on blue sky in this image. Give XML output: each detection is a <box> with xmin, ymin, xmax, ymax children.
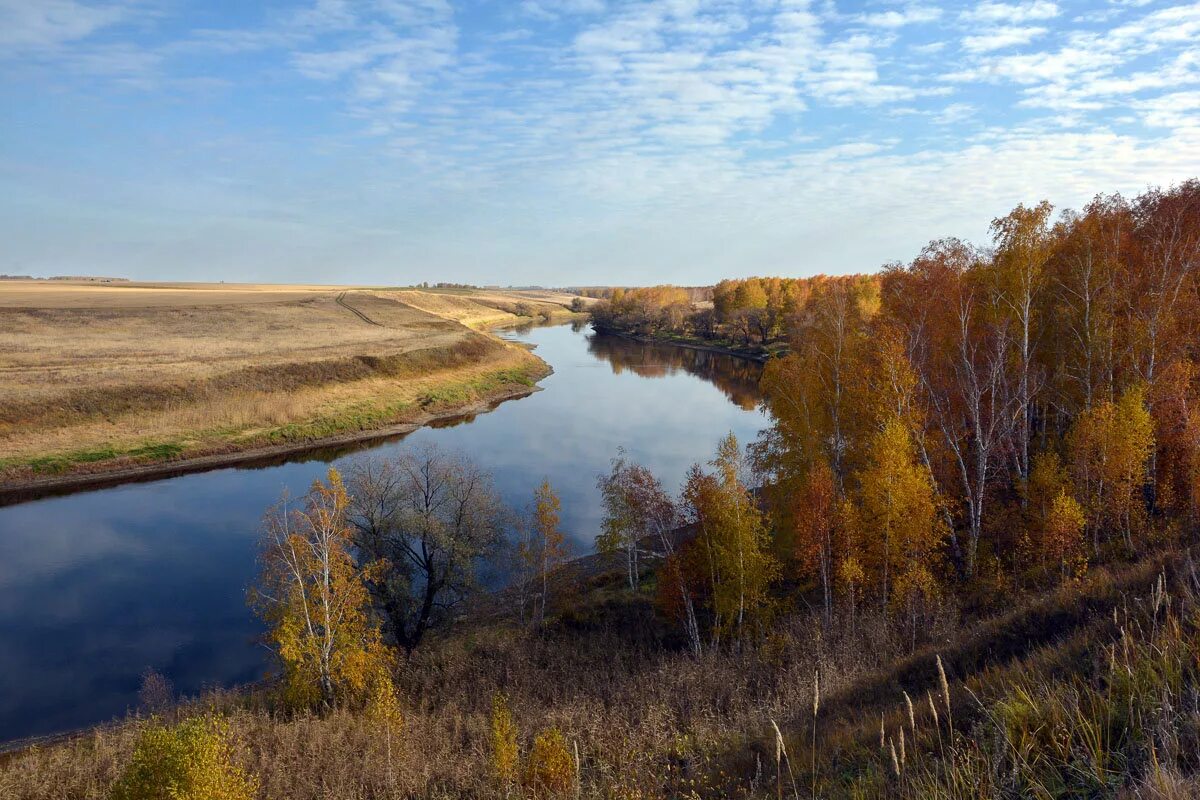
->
<box><xmin>1</xmin><ymin>0</ymin><xmax>1197</xmax><ymax>285</ymax></box>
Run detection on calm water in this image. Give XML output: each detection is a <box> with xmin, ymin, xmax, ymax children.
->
<box><xmin>0</xmin><ymin>323</ymin><xmax>764</xmax><ymax>742</ymax></box>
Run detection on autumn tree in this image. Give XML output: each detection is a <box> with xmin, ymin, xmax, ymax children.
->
<box><xmin>1150</xmin><ymin>360</ymin><xmax>1200</xmax><ymax>523</ymax></box>
<box><xmin>490</xmin><ymin>692</ymin><xmax>519</xmax><ymax>789</ymax></box>
<box><xmin>852</xmin><ymin>418</ymin><xmax>945</xmax><ymax>616</ymax></box>
<box><xmin>597</xmin><ymin>452</ymin><xmax>701</xmax><ymax>654</ymax></box>
<box><xmin>525</xmin><ymin>479</ymin><xmax>569</xmax><ymax>623</ymax></box>
<box><xmin>990</xmin><ymin>200</ymin><xmax>1054</xmax><ymax>483</ymax></box>
<box><xmin>1044</xmin><ymin>195</ymin><xmax>1127</xmax><ymax>415</ymax></box>
<box><xmin>756</xmin><ymin>279</ymin><xmax>874</xmax><ymax>502</ymax></box>
<box><xmin>682</xmin><ymin>434</ymin><xmax>778</xmax><ymax>645</ymax></box>
<box><xmin>1024</xmin><ymin>452</ymin><xmax>1087</xmax><ymax>580</ymax></box>
<box><xmin>1126</xmin><ymin>181</ymin><xmax>1200</xmax><ymax>390</ymax></box>
<box><xmin>882</xmin><ymin>239</ymin><xmax>1018</xmax><ymax>577</ymax></box>
<box><xmin>1069</xmin><ymin>385</ymin><xmax>1155</xmax><ymax>553</ymax></box>
<box><xmin>596</xmin><ymin>451</ymin><xmax>676</xmax><ymax>588</ymax></box>
<box><xmin>790</xmin><ymin>460</ymin><xmax>838</xmax><ymax>625</ymax></box>
<box><xmin>252</xmin><ymin>468</ymin><xmax>387</xmax><ymax>710</ymax></box>
<box><xmin>346</xmin><ymin>445</ymin><xmax>505</xmax><ymax>650</ymax></box>
<box><xmin>111</xmin><ymin>716</ymin><xmax>257</xmax><ymax>800</ymax></box>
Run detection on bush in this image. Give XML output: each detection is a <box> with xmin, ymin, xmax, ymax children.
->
<box><xmin>110</xmin><ymin>716</ymin><xmax>256</xmax><ymax>800</ymax></box>
<box><xmin>490</xmin><ymin>692</ymin><xmax>519</xmax><ymax>787</ymax></box>
<box><xmin>523</xmin><ymin>727</ymin><xmax>575</xmax><ymax>798</ymax></box>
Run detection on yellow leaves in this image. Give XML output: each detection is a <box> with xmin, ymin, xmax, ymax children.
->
<box><xmin>366</xmin><ymin>667</ymin><xmax>405</xmax><ymax>731</ymax></box>
<box><xmin>838</xmin><ymin>555</ymin><xmax>865</xmax><ymax>599</ymax></box>
<box><xmin>685</xmin><ymin>434</ymin><xmax>779</xmax><ymax>639</ymax></box>
<box><xmin>490</xmin><ymin>692</ymin><xmax>520</xmax><ymax>787</ymax></box>
<box><xmin>253</xmin><ymin>466</ymin><xmax>391</xmax><ymax>711</ymax></box>
<box><xmin>110</xmin><ymin>716</ymin><xmax>257</xmax><ymax>800</ymax></box>
<box><xmin>489</xmin><ymin>695</ymin><xmax>575</xmax><ymax>799</ymax></box>
<box><xmin>1069</xmin><ymin>385</ymin><xmax>1155</xmax><ymax>547</ymax></box>
<box><xmin>534</xmin><ymin>479</ymin><xmax>564</xmax><ymax>560</ymax></box>
<box><xmin>1046</xmin><ymin>490</ymin><xmax>1088</xmax><ymax>579</ymax></box>
<box><xmin>1024</xmin><ymin>451</ymin><xmax>1088</xmax><ymax>580</ymax></box>
<box><xmin>523</xmin><ymin>728</ymin><xmax>576</xmax><ymax>799</ymax></box>
<box><xmin>855</xmin><ymin>417</ymin><xmax>946</xmax><ymax>607</ymax></box>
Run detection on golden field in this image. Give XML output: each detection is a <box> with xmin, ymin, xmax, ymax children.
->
<box><xmin>0</xmin><ymin>280</ymin><xmax>583</xmax><ymax>486</ymax></box>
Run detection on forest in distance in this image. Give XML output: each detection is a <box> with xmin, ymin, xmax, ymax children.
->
<box><xmin>4</xmin><ymin>178</ymin><xmax>1200</xmax><ymax>800</ymax></box>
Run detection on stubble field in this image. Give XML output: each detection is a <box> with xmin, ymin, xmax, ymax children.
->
<box><xmin>0</xmin><ymin>280</ymin><xmax>582</xmax><ymax>487</ymax></box>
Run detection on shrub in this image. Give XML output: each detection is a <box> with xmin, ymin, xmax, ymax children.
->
<box><xmin>109</xmin><ymin>716</ymin><xmax>256</xmax><ymax>800</ymax></box>
<box><xmin>523</xmin><ymin>727</ymin><xmax>575</xmax><ymax>798</ymax></box>
<box><xmin>490</xmin><ymin>692</ymin><xmax>519</xmax><ymax>787</ymax></box>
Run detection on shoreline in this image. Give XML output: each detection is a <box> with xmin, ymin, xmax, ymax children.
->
<box><xmin>0</xmin><ymin>375</ymin><xmax>548</xmax><ymax>508</ymax></box>
<box><xmin>589</xmin><ymin>325</ymin><xmax>776</xmax><ymax>363</ymax></box>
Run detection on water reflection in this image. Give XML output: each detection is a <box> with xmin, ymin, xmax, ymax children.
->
<box><xmin>0</xmin><ymin>323</ymin><xmax>766</xmax><ymax>742</ymax></box>
<box><xmin>586</xmin><ymin>333</ymin><xmax>763</xmax><ymax>411</ymax></box>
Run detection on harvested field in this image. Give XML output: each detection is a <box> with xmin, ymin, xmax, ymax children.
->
<box><xmin>0</xmin><ymin>281</ymin><xmax>569</xmax><ymax>486</ymax></box>
<box><xmin>383</xmin><ymin>288</ymin><xmax>587</xmax><ymax>328</ymax></box>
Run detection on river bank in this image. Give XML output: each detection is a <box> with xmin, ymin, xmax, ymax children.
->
<box><xmin>0</xmin><ymin>373</ymin><xmax>548</xmax><ymax>507</ymax></box>
<box><xmin>589</xmin><ymin>324</ymin><xmax>784</xmax><ymax>363</ymax></box>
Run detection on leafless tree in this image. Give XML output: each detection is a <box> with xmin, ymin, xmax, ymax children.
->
<box><xmin>346</xmin><ymin>445</ymin><xmax>505</xmax><ymax>650</ymax></box>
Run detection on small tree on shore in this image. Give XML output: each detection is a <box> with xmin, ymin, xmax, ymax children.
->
<box><xmin>598</xmin><ymin>451</ymin><xmax>702</xmax><ymax>655</ymax></box>
<box><xmin>524</xmin><ymin>480</ymin><xmax>568</xmax><ymax>623</ymax></box>
<box><xmin>346</xmin><ymin>445</ymin><xmax>505</xmax><ymax>650</ymax></box>
<box><xmin>251</xmin><ymin>468</ymin><xmax>387</xmax><ymax>710</ymax></box>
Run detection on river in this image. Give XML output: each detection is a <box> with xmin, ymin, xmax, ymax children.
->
<box><xmin>0</xmin><ymin>322</ymin><xmax>765</xmax><ymax>742</ymax></box>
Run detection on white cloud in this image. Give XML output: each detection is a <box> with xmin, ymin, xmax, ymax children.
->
<box><xmin>521</xmin><ymin>0</ymin><xmax>605</xmax><ymax>20</ymax></box>
<box><xmin>857</xmin><ymin>5</ymin><xmax>942</xmax><ymax>28</ymax></box>
<box><xmin>4</xmin><ymin>0</ymin><xmax>1199</xmax><ymax>284</ymax></box>
<box><xmin>1136</xmin><ymin>90</ymin><xmax>1200</xmax><ymax>131</ymax></box>
<box><xmin>0</xmin><ymin>0</ymin><xmax>130</xmax><ymax>51</ymax></box>
<box><xmin>962</xmin><ymin>25</ymin><xmax>1047</xmax><ymax>53</ymax></box>
<box><xmin>963</xmin><ymin>1</ymin><xmax>1060</xmax><ymax>24</ymax></box>
<box><xmin>932</xmin><ymin>102</ymin><xmax>976</xmax><ymax>123</ymax></box>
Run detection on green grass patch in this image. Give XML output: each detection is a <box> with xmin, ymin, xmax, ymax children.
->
<box><xmin>12</xmin><ymin>441</ymin><xmax>187</xmax><ymax>475</ymax></box>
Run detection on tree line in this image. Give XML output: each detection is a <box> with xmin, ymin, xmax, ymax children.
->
<box><xmin>591</xmin><ymin>179</ymin><xmax>1199</xmax><ymax>650</ymax></box>
<box><xmin>755</xmin><ymin>180</ymin><xmax>1200</xmax><ymax>630</ymax></box>
<box><xmin>588</xmin><ymin>275</ymin><xmax>872</xmax><ymax>348</ymax></box>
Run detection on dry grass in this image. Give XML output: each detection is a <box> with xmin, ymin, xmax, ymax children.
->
<box><xmin>3</xmin><ymin>545</ymin><xmax>1197</xmax><ymax>798</ymax></box>
<box><xmin>0</xmin><ymin>283</ymin><xmax>557</xmax><ymax>481</ymax></box>
<box><xmin>0</xmin><ymin>280</ymin><xmax>351</xmax><ymax>309</ymax></box>
<box><xmin>382</xmin><ymin>289</ymin><xmax>585</xmax><ymax>329</ymax></box>
<box><xmin>0</xmin><ymin>564</ymin><xmax>959</xmax><ymax>800</ymax></box>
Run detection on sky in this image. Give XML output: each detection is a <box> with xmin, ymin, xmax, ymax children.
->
<box><xmin>1</xmin><ymin>0</ymin><xmax>1198</xmax><ymax>286</ymax></box>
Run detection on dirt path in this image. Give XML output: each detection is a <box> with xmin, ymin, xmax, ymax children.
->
<box><xmin>336</xmin><ymin>291</ymin><xmax>383</xmax><ymax>326</ymax></box>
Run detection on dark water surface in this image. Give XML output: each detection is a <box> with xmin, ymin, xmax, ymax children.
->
<box><xmin>0</xmin><ymin>323</ymin><xmax>764</xmax><ymax>742</ymax></box>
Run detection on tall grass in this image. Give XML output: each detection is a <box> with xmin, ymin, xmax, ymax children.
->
<box><xmin>830</xmin><ymin>553</ymin><xmax>1200</xmax><ymax>799</ymax></box>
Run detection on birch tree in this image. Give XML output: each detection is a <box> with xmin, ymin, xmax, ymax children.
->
<box><xmin>252</xmin><ymin>468</ymin><xmax>387</xmax><ymax>710</ymax></box>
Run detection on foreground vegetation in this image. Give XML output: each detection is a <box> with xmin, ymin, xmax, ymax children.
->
<box><xmin>0</xmin><ymin>283</ymin><xmax>581</xmax><ymax>487</ymax></box>
<box><xmin>3</xmin><ymin>533</ymin><xmax>1195</xmax><ymax>799</ymax></box>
